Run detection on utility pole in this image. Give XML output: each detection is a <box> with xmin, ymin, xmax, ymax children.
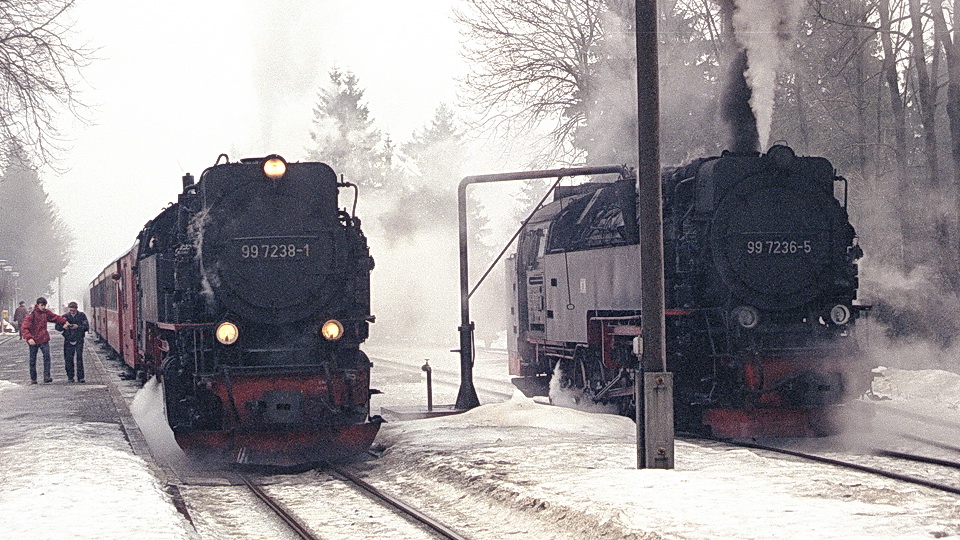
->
<box><xmin>635</xmin><ymin>0</ymin><xmax>674</xmax><ymax>469</ymax></box>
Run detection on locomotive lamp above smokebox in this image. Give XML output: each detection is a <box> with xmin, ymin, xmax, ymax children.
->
<box><xmin>261</xmin><ymin>154</ymin><xmax>287</xmax><ymax>179</ymax></box>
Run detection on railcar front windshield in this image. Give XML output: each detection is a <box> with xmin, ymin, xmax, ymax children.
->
<box><xmin>547</xmin><ymin>187</ymin><xmax>628</xmax><ymax>253</ymax></box>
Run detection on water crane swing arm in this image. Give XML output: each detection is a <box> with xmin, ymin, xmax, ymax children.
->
<box><xmin>454</xmin><ymin>165</ymin><xmax>633</xmax><ymax>410</ymax></box>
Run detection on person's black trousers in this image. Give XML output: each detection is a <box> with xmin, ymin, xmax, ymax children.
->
<box><xmin>64</xmin><ymin>340</ymin><xmax>84</xmax><ymax>382</ymax></box>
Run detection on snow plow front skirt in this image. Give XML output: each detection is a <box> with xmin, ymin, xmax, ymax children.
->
<box><xmin>703</xmin><ymin>408</ymin><xmax>837</xmax><ymax>438</ymax></box>
<box><xmin>175</xmin><ymin>420</ymin><xmax>382</xmax><ymax>468</ymax></box>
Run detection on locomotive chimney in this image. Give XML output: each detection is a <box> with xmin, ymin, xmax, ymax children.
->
<box><xmin>182</xmin><ymin>173</ymin><xmax>195</xmax><ymax>190</ymax></box>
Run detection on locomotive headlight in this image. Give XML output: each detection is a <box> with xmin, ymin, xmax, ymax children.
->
<box><xmin>216</xmin><ymin>321</ymin><xmax>239</xmax><ymax>345</ymax></box>
<box><xmin>262</xmin><ymin>155</ymin><xmax>287</xmax><ymax>180</ymax></box>
<box><xmin>321</xmin><ymin>319</ymin><xmax>344</xmax><ymax>341</ymax></box>
<box><xmin>732</xmin><ymin>305</ymin><xmax>760</xmax><ymax>329</ymax></box>
<box><xmin>829</xmin><ymin>304</ymin><xmax>852</xmax><ymax>325</ymax></box>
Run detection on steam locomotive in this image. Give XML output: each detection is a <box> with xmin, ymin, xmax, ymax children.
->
<box><xmin>89</xmin><ymin>155</ymin><xmax>380</xmax><ymax>466</ymax></box>
<box><xmin>506</xmin><ymin>145</ymin><xmax>869</xmax><ymax>437</ymax></box>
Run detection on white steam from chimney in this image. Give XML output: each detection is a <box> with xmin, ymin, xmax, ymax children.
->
<box><xmin>732</xmin><ymin>0</ymin><xmax>802</xmax><ymax>150</ymax></box>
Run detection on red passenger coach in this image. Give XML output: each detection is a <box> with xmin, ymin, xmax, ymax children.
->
<box><xmin>89</xmin><ymin>244</ymin><xmax>140</xmax><ymax>372</ymax></box>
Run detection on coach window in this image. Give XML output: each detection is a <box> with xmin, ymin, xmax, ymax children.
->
<box><xmin>520</xmin><ymin>228</ymin><xmax>546</xmax><ymax>270</ymax></box>
<box><xmin>536</xmin><ymin>227</ymin><xmax>548</xmax><ymax>259</ymax></box>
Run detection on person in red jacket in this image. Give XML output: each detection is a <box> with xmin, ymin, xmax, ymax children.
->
<box><xmin>21</xmin><ymin>297</ymin><xmax>69</xmax><ymax>384</ymax></box>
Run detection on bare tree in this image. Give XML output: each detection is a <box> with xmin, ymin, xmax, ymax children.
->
<box><xmin>932</xmin><ymin>0</ymin><xmax>960</xmax><ymax>192</ymax></box>
<box><xmin>456</xmin><ymin>0</ymin><xmax>606</xmax><ymax>163</ymax></box>
<box><xmin>0</xmin><ymin>0</ymin><xmax>91</xmax><ymax>169</ymax></box>
<box><xmin>456</xmin><ymin>0</ymin><xmax>729</xmax><ymax>165</ymax></box>
<box><xmin>929</xmin><ymin>0</ymin><xmax>960</xmax><ymax>295</ymax></box>
<box><xmin>907</xmin><ymin>0</ymin><xmax>939</xmax><ymax>186</ymax></box>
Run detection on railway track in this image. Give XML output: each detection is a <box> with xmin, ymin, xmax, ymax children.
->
<box><xmin>238</xmin><ymin>474</ymin><xmax>318</xmax><ymax>539</ymax></box>
<box><xmin>330</xmin><ymin>467</ymin><xmax>468</xmax><ymax>540</ymax></box>
<box><xmin>718</xmin><ymin>438</ymin><xmax>960</xmax><ymax>496</ymax></box>
<box><xmin>229</xmin><ymin>469</ymin><xmax>470</xmax><ymax>540</ymax></box>
<box><xmin>86</xmin><ymin>338</ymin><xmax>470</xmax><ymax>539</ymax></box>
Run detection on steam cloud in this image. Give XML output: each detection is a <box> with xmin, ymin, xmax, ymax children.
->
<box><xmin>189</xmin><ymin>208</ymin><xmax>218</xmax><ymax>307</ymax></box>
<box><xmin>724</xmin><ymin>0</ymin><xmax>802</xmax><ymax>151</ymax></box>
<box><xmin>548</xmin><ymin>364</ymin><xmax>619</xmax><ymax>414</ymax></box>
<box><xmin>251</xmin><ymin>2</ymin><xmax>326</xmax><ymax>151</ymax></box>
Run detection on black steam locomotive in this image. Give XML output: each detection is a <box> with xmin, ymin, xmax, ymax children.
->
<box><xmin>507</xmin><ymin>145</ymin><xmax>869</xmax><ymax>437</ymax></box>
<box><xmin>92</xmin><ymin>155</ymin><xmax>380</xmax><ymax>466</ymax></box>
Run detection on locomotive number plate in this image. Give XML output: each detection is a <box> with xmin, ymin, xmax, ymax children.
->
<box><xmin>239</xmin><ymin>242</ymin><xmax>312</xmax><ymax>260</ymax></box>
<box><xmin>745</xmin><ymin>239</ymin><xmax>812</xmax><ymax>255</ymax></box>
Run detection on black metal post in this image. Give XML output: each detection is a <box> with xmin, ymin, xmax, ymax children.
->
<box><xmin>456</xmin><ymin>179</ymin><xmax>481</xmax><ymax>410</ymax></box>
<box><xmin>636</xmin><ymin>357</ymin><xmax>645</xmax><ymax>468</ymax></box>
<box><xmin>422</xmin><ymin>360</ymin><xmax>434</xmax><ymax>411</ymax></box>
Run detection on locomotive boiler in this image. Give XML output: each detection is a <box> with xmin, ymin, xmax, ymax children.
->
<box><xmin>90</xmin><ymin>154</ymin><xmax>380</xmax><ymax>466</ymax></box>
<box><xmin>506</xmin><ymin>145</ymin><xmax>869</xmax><ymax>437</ymax></box>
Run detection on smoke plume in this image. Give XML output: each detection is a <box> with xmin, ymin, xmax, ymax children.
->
<box><xmin>720</xmin><ymin>50</ymin><xmax>759</xmax><ymax>153</ymax></box>
<box><xmin>723</xmin><ymin>0</ymin><xmax>802</xmax><ymax>151</ymax></box>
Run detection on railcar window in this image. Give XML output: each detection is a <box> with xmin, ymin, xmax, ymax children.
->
<box><xmin>105</xmin><ymin>280</ymin><xmax>118</xmax><ymax>309</ymax></box>
<box><xmin>520</xmin><ymin>228</ymin><xmax>545</xmax><ymax>267</ymax></box>
<box><xmin>536</xmin><ymin>229</ymin><xmax>548</xmax><ymax>259</ymax></box>
<box><xmin>547</xmin><ymin>187</ymin><xmax>627</xmax><ymax>252</ymax></box>
<box><xmin>90</xmin><ymin>281</ymin><xmax>103</xmax><ymax>308</ymax></box>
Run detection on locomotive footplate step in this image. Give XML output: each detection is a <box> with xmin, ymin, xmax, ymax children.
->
<box><xmin>379</xmin><ymin>404</ymin><xmax>466</xmax><ymax>420</ymax></box>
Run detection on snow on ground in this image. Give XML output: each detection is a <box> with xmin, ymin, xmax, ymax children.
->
<box><xmin>4</xmin><ymin>334</ymin><xmax>960</xmax><ymax>539</ymax></box>
<box><xmin>130</xmin><ymin>377</ymin><xmax>190</xmax><ymax>464</ymax></box>
<box><xmin>0</xmin><ymin>382</ymin><xmax>197</xmax><ymax>540</ymax></box>
<box><xmin>370</xmin><ymin>390</ymin><xmax>960</xmax><ymax>539</ymax></box>
<box><xmin>872</xmin><ymin>366</ymin><xmax>960</xmax><ymax>407</ymax></box>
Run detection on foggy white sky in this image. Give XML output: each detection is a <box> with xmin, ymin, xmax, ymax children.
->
<box><xmin>41</xmin><ymin>0</ymin><xmax>467</xmax><ymax>307</ymax></box>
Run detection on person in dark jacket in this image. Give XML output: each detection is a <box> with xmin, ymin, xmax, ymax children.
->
<box><xmin>56</xmin><ymin>301</ymin><xmax>89</xmax><ymax>383</ymax></box>
<box><xmin>21</xmin><ymin>297</ymin><xmax>68</xmax><ymax>384</ymax></box>
<box><xmin>13</xmin><ymin>301</ymin><xmax>27</xmax><ymax>339</ymax></box>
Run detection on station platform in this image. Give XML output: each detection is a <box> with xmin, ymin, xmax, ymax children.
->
<box><xmin>0</xmin><ymin>333</ymin><xmax>196</xmax><ymax>538</ymax></box>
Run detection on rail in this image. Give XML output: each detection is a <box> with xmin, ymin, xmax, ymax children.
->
<box><xmin>238</xmin><ymin>474</ymin><xmax>320</xmax><ymax>540</ymax></box>
<box><xmin>690</xmin><ymin>437</ymin><xmax>960</xmax><ymax>497</ymax></box>
<box><xmin>333</xmin><ymin>466</ymin><xmax>470</xmax><ymax>540</ymax></box>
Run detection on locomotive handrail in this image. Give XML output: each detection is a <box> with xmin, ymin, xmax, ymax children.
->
<box><xmin>835</xmin><ymin>175</ymin><xmax>848</xmax><ymax>209</ymax></box>
<box><xmin>155</xmin><ymin>322</ymin><xmax>215</xmax><ymax>331</ymax></box>
<box><xmin>204</xmin><ymin>364</ymin><xmax>336</xmax><ymax>373</ymax></box>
